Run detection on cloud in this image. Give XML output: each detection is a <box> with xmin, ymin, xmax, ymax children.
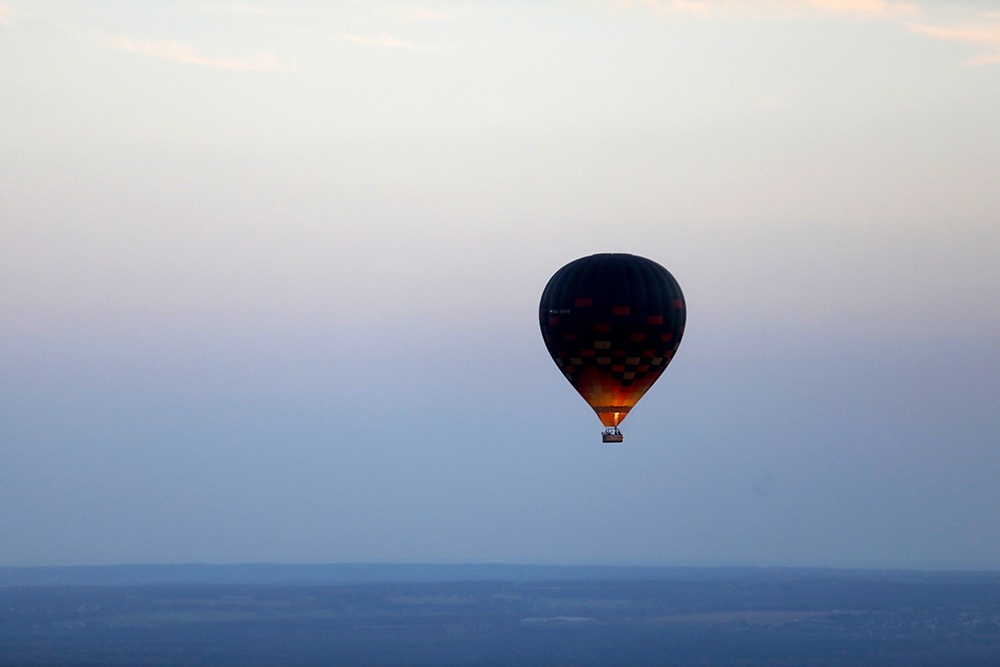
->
<box><xmin>197</xmin><ymin>3</ymin><xmax>280</xmax><ymax>17</ymax></box>
<box><xmin>908</xmin><ymin>21</ymin><xmax>1000</xmax><ymax>65</ymax></box>
<box><xmin>802</xmin><ymin>0</ymin><xmax>918</xmax><ymax>17</ymax></box>
<box><xmin>610</xmin><ymin>0</ymin><xmax>1000</xmax><ymax>67</ymax></box>
<box><xmin>402</xmin><ymin>8</ymin><xmax>450</xmax><ymax>22</ymax></box>
<box><xmin>106</xmin><ymin>35</ymin><xmax>301</xmax><ymax>71</ymax></box>
<box><xmin>613</xmin><ymin>0</ymin><xmax>714</xmax><ymax>16</ymax></box>
<box><xmin>337</xmin><ymin>33</ymin><xmax>422</xmax><ymax>49</ymax></box>
<box><xmin>613</xmin><ymin>0</ymin><xmax>917</xmax><ymax>19</ymax></box>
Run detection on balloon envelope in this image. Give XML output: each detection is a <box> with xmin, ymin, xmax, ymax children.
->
<box><xmin>539</xmin><ymin>253</ymin><xmax>685</xmax><ymax>428</ymax></box>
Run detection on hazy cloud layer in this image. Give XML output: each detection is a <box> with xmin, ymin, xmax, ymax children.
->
<box><xmin>613</xmin><ymin>0</ymin><xmax>918</xmax><ymax>18</ymax></box>
<box><xmin>615</xmin><ymin>0</ymin><xmax>1000</xmax><ymax>64</ymax></box>
<box><xmin>909</xmin><ymin>20</ymin><xmax>1000</xmax><ymax>64</ymax></box>
<box><xmin>336</xmin><ymin>32</ymin><xmax>423</xmax><ymax>49</ymax></box>
<box><xmin>105</xmin><ymin>35</ymin><xmax>300</xmax><ymax>71</ymax></box>
<box><xmin>197</xmin><ymin>3</ymin><xmax>281</xmax><ymax>17</ymax></box>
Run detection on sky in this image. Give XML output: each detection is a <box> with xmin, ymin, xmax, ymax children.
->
<box><xmin>1</xmin><ymin>0</ymin><xmax>999</xmax><ymax>570</ymax></box>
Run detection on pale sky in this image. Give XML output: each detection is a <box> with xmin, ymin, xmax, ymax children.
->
<box><xmin>1</xmin><ymin>1</ymin><xmax>999</xmax><ymax>569</ymax></box>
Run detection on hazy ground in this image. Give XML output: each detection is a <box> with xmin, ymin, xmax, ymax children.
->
<box><xmin>2</xmin><ymin>566</ymin><xmax>1000</xmax><ymax>666</ymax></box>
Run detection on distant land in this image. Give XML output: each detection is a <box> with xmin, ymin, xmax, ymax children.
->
<box><xmin>4</xmin><ymin>562</ymin><xmax>1000</xmax><ymax>587</ymax></box>
<box><xmin>4</xmin><ymin>565</ymin><xmax>1000</xmax><ymax>666</ymax></box>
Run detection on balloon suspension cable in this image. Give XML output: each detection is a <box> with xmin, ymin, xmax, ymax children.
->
<box><xmin>602</xmin><ymin>427</ymin><xmax>624</xmax><ymax>443</ymax></box>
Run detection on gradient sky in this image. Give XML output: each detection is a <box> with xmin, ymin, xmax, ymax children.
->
<box><xmin>2</xmin><ymin>0</ymin><xmax>999</xmax><ymax>569</ymax></box>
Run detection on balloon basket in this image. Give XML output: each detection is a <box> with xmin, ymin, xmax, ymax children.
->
<box><xmin>602</xmin><ymin>427</ymin><xmax>624</xmax><ymax>443</ymax></box>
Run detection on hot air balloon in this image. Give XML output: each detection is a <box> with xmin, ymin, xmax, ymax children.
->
<box><xmin>539</xmin><ymin>253</ymin><xmax>685</xmax><ymax>443</ymax></box>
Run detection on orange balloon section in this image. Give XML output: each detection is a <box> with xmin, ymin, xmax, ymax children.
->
<box><xmin>539</xmin><ymin>254</ymin><xmax>685</xmax><ymax>437</ymax></box>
